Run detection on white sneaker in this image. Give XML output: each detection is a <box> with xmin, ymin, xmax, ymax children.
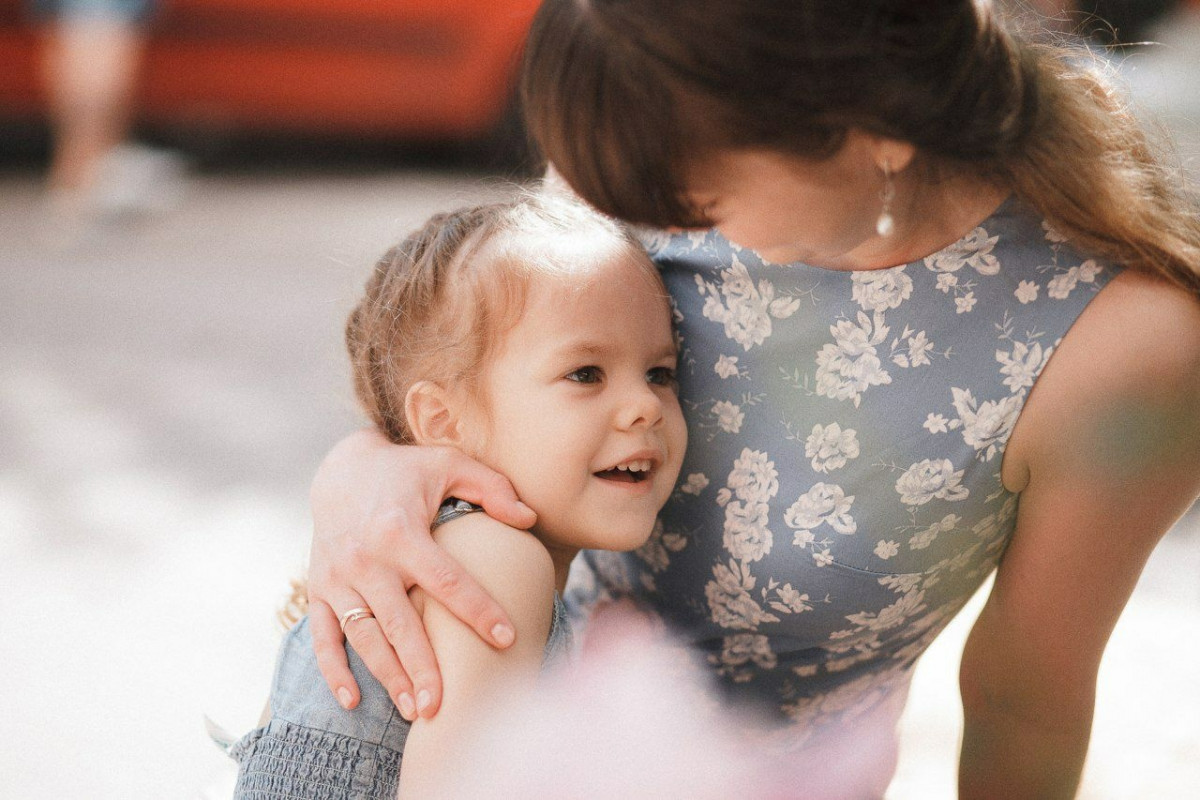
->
<box><xmin>90</xmin><ymin>142</ymin><xmax>189</xmax><ymax>219</ymax></box>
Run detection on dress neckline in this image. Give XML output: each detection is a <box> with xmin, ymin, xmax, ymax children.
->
<box><xmin>761</xmin><ymin>193</ymin><xmax>1020</xmax><ymax>275</ymax></box>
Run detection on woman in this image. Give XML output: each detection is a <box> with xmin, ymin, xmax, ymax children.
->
<box><xmin>305</xmin><ymin>1</ymin><xmax>1200</xmax><ymax>796</ymax></box>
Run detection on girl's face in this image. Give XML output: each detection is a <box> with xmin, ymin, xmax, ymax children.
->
<box><xmin>464</xmin><ymin>246</ymin><xmax>687</xmax><ymax>556</ymax></box>
<box><xmin>684</xmin><ymin>135</ymin><xmax>894</xmax><ymax>270</ymax></box>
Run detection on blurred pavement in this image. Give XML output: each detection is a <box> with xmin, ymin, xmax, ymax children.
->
<box><xmin>0</xmin><ymin>168</ymin><xmax>513</xmax><ymax>798</ymax></box>
<box><xmin>2</xmin><ymin>7</ymin><xmax>1200</xmax><ymax>798</ymax></box>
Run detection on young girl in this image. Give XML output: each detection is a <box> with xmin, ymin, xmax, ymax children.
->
<box><xmin>228</xmin><ymin>190</ymin><xmax>687</xmax><ymax>797</ymax></box>
<box><xmin>305</xmin><ymin>2</ymin><xmax>1200</xmax><ymax>797</ymax></box>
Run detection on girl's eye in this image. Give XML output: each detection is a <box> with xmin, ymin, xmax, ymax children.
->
<box><xmin>647</xmin><ymin>366</ymin><xmax>677</xmax><ymax>387</ymax></box>
<box><xmin>566</xmin><ymin>366</ymin><xmax>603</xmax><ymax>384</ymax></box>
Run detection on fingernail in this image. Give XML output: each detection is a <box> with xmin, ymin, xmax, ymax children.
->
<box><xmin>416</xmin><ymin>689</ymin><xmax>432</xmax><ymax>714</ymax></box>
<box><xmin>336</xmin><ymin>687</ymin><xmax>353</xmax><ymax>709</ymax></box>
<box><xmin>491</xmin><ymin>623</ymin><xmax>515</xmax><ymax>647</ymax></box>
<box><xmin>397</xmin><ymin>693</ymin><xmax>416</xmax><ymax>720</ymax></box>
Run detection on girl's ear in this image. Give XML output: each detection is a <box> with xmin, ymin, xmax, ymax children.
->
<box><xmin>404</xmin><ymin>380</ymin><xmax>465</xmax><ymax>447</ymax></box>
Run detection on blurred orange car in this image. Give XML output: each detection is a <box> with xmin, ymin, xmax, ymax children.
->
<box><xmin>0</xmin><ymin>0</ymin><xmax>542</xmax><ymax>142</ymax></box>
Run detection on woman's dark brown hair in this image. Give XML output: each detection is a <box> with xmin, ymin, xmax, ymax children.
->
<box><xmin>521</xmin><ymin>0</ymin><xmax>1200</xmax><ymax>292</ymax></box>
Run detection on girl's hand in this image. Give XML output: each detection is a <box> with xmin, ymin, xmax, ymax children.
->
<box><xmin>305</xmin><ymin>428</ymin><xmax>537</xmax><ymax>719</ymax></box>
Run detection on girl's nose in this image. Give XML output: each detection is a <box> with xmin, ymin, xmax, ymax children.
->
<box><xmin>616</xmin><ymin>380</ymin><xmax>664</xmax><ymax>430</ymax></box>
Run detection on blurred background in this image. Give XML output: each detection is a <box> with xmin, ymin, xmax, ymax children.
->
<box><xmin>1</xmin><ymin>1</ymin><xmax>1197</xmax><ymax>797</ymax></box>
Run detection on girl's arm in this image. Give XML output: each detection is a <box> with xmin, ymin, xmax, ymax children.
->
<box><xmin>958</xmin><ymin>270</ymin><xmax>1200</xmax><ymax>799</ymax></box>
<box><xmin>397</xmin><ymin>513</ymin><xmax>557</xmax><ymax>797</ymax></box>
<box><xmin>307</xmin><ymin>428</ymin><xmax>537</xmax><ymax>716</ymax></box>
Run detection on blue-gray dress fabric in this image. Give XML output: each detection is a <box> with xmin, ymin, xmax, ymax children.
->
<box><xmin>228</xmin><ymin>502</ymin><xmax>574</xmax><ymax>799</ymax></box>
<box><xmin>567</xmin><ymin>197</ymin><xmax>1117</xmax><ymax>746</ymax></box>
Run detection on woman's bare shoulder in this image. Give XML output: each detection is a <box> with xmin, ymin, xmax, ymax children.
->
<box><xmin>1004</xmin><ymin>268</ymin><xmax>1200</xmax><ymax>491</ymax></box>
<box><xmin>1073</xmin><ymin>269</ymin><xmax>1200</xmax><ymax>377</ymax></box>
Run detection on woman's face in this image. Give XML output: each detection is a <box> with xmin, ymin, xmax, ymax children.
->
<box><xmin>684</xmin><ymin>134</ymin><xmax>893</xmax><ymax>269</ymax></box>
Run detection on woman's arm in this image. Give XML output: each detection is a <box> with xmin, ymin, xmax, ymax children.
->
<box><xmin>958</xmin><ymin>270</ymin><xmax>1200</xmax><ymax>798</ymax></box>
<box><xmin>397</xmin><ymin>513</ymin><xmax>557</xmax><ymax>797</ymax></box>
<box><xmin>307</xmin><ymin>428</ymin><xmax>537</xmax><ymax>717</ymax></box>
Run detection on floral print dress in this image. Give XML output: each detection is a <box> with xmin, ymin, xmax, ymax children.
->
<box><xmin>568</xmin><ymin>196</ymin><xmax>1116</xmax><ymax>747</ymax></box>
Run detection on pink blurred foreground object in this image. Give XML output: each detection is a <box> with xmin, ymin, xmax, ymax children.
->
<box><xmin>431</xmin><ymin>602</ymin><xmax>906</xmax><ymax>799</ymax></box>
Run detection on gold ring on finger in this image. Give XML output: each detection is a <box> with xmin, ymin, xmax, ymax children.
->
<box><xmin>338</xmin><ymin>606</ymin><xmax>375</xmax><ymax>634</ymax></box>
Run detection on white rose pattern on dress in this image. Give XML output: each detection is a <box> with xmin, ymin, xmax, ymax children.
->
<box><xmin>695</xmin><ymin>255</ymin><xmax>801</xmax><ymax>351</ymax></box>
<box><xmin>718</xmin><ymin>448</ymin><xmax>781</xmax><ymax>561</ymax></box>
<box><xmin>950</xmin><ymin>388</ymin><xmax>1021</xmax><ymax>461</ymax></box>
<box><xmin>895</xmin><ymin>459</ymin><xmax>969</xmax><ymax>506</ymax></box>
<box><xmin>1047</xmin><ymin>259</ymin><xmax>1103</xmax><ymax>300</ymax></box>
<box><xmin>784</xmin><ymin>482</ymin><xmax>857</xmax><ymax>535</ymax></box>
<box><xmin>874</xmin><ymin>540</ymin><xmax>900</xmax><ymax>560</ymax></box>
<box><xmin>923</xmin><ymin>227</ymin><xmax>1001</xmax><ymax>315</ymax></box>
<box><xmin>851</xmin><ymin>266</ymin><xmax>914</xmax><ymax>312</ymax></box>
<box><xmin>576</xmin><ymin>210</ymin><xmax>1114</xmax><ymax>738</ymax></box>
<box><xmin>909</xmin><ymin>513</ymin><xmax>961</xmax><ymax>550</ymax></box>
<box><xmin>714</xmin><ymin>354</ymin><xmax>741</xmax><ymax>379</ymax></box>
<box><xmin>689</xmin><ymin>394</ymin><xmax>764</xmax><ymax>441</ymax></box>
<box><xmin>725</xmin><ymin>447</ymin><xmax>780</xmax><ymax>505</ymax></box>
<box><xmin>997</xmin><ymin>340</ymin><xmax>1051</xmax><ymax>393</ymax></box>
<box><xmin>923</xmin><ymin>413</ymin><xmax>949</xmax><ymax>434</ymax></box>
<box><xmin>723</xmin><ymin>499</ymin><xmax>774</xmax><ymax>563</ymax></box>
<box><xmin>815</xmin><ymin>311</ymin><xmax>892</xmax><ymax>406</ymax></box>
<box><xmin>712</xmin><ymin>400</ymin><xmax>745</xmax><ymax>434</ymax></box>
<box><xmin>767</xmin><ymin>581</ymin><xmax>813</xmax><ymax>615</ymax></box>
<box><xmin>706</xmin><ymin>559</ymin><xmax>781</xmax><ymax>630</ymax></box>
<box><xmin>1015</xmin><ymin>280</ymin><xmax>1039</xmax><ymax>304</ymax></box>
<box><xmin>710</xmin><ymin>634</ymin><xmax>778</xmax><ymax>683</ymax></box>
<box><xmin>635</xmin><ymin>518</ymin><xmax>688</xmax><ymax>574</ymax></box>
<box><xmin>923</xmin><ymin>228</ymin><xmax>1001</xmax><ymax>275</ymax></box>
<box><xmin>804</xmin><ymin>423</ymin><xmax>860</xmax><ymax>473</ymax></box>
<box><xmin>890</xmin><ymin>329</ymin><xmax>935</xmax><ymax>369</ymax></box>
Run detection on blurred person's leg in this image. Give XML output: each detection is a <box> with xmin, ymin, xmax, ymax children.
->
<box><xmin>32</xmin><ymin>0</ymin><xmax>185</xmax><ymax>234</ymax></box>
<box><xmin>39</xmin><ymin>12</ymin><xmax>145</xmax><ymax>201</ymax></box>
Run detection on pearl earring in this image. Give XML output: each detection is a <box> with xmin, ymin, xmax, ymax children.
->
<box><xmin>876</xmin><ymin>162</ymin><xmax>896</xmax><ymax>237</ymax></box>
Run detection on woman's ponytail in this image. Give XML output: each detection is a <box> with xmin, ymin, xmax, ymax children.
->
<box><xmin>999</xmin><ymin>41</ymin><xmax>1200</xmax><ymax>293</ymax></box>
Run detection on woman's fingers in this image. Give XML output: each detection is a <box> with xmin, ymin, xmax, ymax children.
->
<box><xmin>306</xmin><ymin>435</ymin><xmax>525</xmax><ymax>718</ymax></box>
<box><xmin>309</xmin><ymin>600</ymin><xmax>363</xmax><ymax>710</ymax></box>
<box><xmin>429</xmin><ymin>450</ymin><xmax>527</xmax><ymax>648</ymax></box>
<box><xmin>340</xmin><ymin>615</ymin><xmax>419</xmax><ymax>721</ymax></box>
<box><xmin>318</xmin><ymin>584</ymin><xmax>423</xmax><ymax>721</ymax></box>
<box><xmin>360</xmin><ymin>577</ymin><xmax>443</xmax><ymax>719</ymax></box>
<box><xmin>443</xmin><ymin>448</ymin><xmax>537</xmax><ymax>533</ymax></box>
<box><xmin>412</xmin><ymin>534</ymin><xmax>516</xmax><ymax>651</ymax></box>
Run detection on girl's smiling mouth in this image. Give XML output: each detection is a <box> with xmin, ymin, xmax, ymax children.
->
<box><xmin>594</xmin><ymin>455</ymin><xmax>659</xmax><ymax>484</ymax></box>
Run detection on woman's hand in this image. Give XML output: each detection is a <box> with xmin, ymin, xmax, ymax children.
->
<box><xmin>306</xmin><ymin>428</ymin><xmax>537</xmax><ymax>719</ymax></box>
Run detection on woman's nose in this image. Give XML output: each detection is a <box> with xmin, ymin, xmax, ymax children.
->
<box><xmin>616</xmin><ymin>380</ymin><xmax>664</xmax><ymax>430</ymax></box>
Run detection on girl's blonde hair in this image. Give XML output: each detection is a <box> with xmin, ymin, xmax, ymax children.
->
<box><xmin>347</xmin><ymin>187</ymin><xmax>655</xmax><ymax>444</ymax></box>
<box><xmin>282</xmin><ymin>188</ymin><xmax>657</xmax><ymax>626</ymax></box>
<box><xmin>521</xmin><ymin>0</ymin><xmax>1200</xmax><ymax>293</ymax></box>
